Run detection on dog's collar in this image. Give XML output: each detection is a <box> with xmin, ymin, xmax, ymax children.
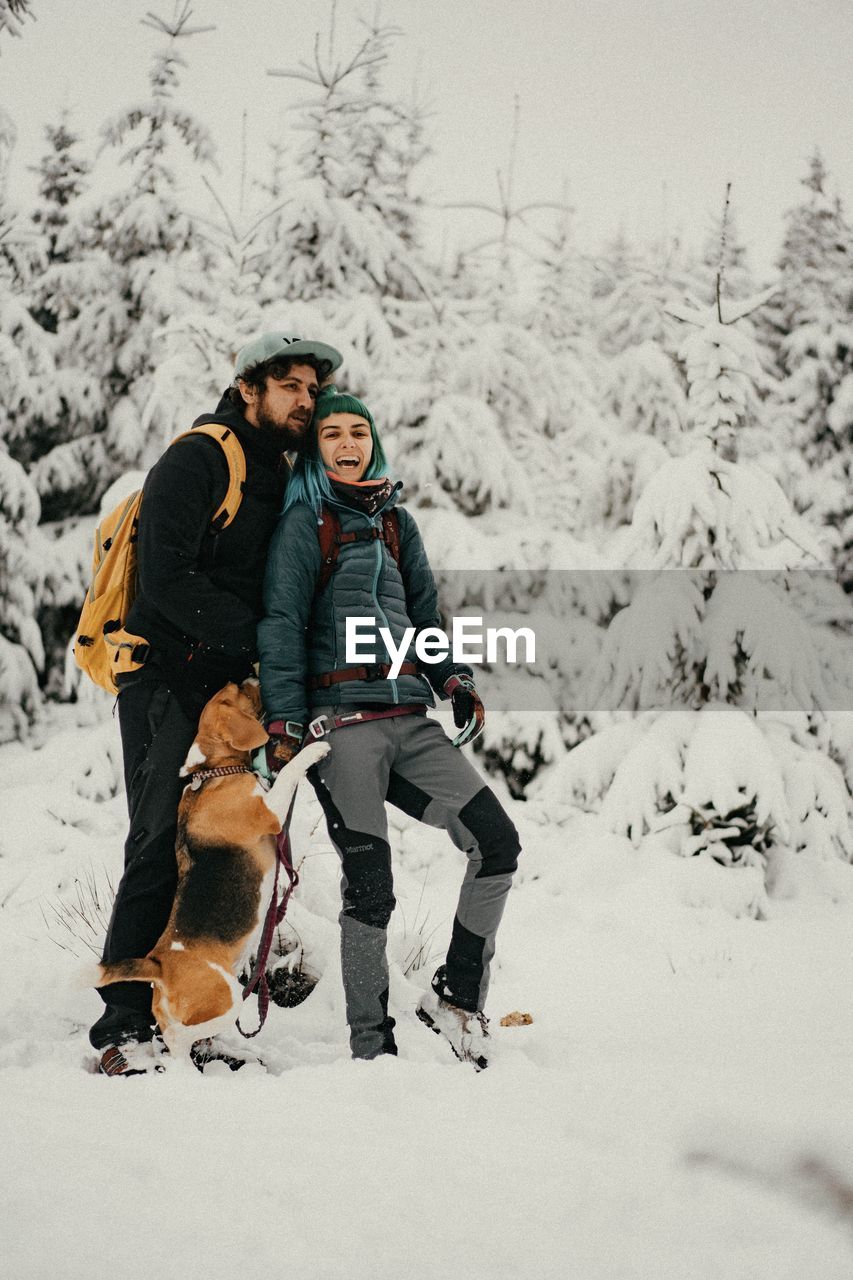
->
<box><xmin>185</xmin><ymin>765</ymin><xmax>256</xmax><ymax>792</ymax></box>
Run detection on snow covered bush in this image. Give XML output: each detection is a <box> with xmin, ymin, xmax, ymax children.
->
<box><xmin>534</xmin><ymin>707</ymin><xmax>851</xmax><ymax>893</ymax></box>
<box><xmin>538</xmin><ymin>264</ymin><xmax>853</xmax><ymax>892</ymax></box>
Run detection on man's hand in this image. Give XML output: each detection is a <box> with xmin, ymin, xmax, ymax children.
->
<box><xmin>264</xmin><ymin>720</ymin><xmax>304</xmax><ymax>775</ymax></box>
<box><xmin>444</xmin><ymin>675</ymin><xmax>485</xmax><ymax>747</ymax></box>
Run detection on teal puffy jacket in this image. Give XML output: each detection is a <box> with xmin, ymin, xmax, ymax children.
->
<box><xmin>258</xmin><ymin>485</ymin><xmax>466</xmax><ymax>725</ymax></box>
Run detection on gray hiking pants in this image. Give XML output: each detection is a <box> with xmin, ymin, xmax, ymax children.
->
<box><xmin>309</xmin><ymin>710</ymin><xmax>521</xmax><ymax>1059</ymax></box>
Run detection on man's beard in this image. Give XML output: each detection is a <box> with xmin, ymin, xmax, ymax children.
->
<box><xmin>255</xmin><ymin>406</ymin><xmax>310</xmax><ymax>452</ymax></box>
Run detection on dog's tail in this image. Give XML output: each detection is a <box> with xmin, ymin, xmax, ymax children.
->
<box><xmin>91</xmin><ymin>956</ymin><xmax>163</xmax><ymax>988</ymax></box>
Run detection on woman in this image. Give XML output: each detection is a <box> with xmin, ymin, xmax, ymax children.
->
<box><xmin>258</xmin><ymin>387</ymin><xmax>521</xmax><ymax>1067</ymax></box>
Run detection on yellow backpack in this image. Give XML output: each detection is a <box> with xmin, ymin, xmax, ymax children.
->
<box><xmin>73</xmin><ymin>424</ymin><xmax>246</xmax><ymax>695</ymax></box>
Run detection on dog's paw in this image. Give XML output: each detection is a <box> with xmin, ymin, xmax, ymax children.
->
<box><xmin>296</xmin><ymin>741</ymin><xmax>330</xmax><ymax>772</ymax></box>
<box><xmin>265</xmin><ymin>741</ymin><xmax>331</xmax><ymax>823</ymax></box>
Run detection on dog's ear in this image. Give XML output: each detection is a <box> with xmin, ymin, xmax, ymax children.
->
<box><xmin>196</xmin><ymin>684</ymin><xmax>239</xmax><ymax>745</ymax></box>
<box><xmin>240</xmin><ymin>677</ymin><xmax>263</xmax><ymax>720</ymax></box>
<box><xmin>219</xmin><ymin>701</ymin><xmax>269</xmax><ymax>752</ymax></box>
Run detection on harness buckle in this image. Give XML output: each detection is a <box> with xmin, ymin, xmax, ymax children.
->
<box><xmin>362</xmin><ymin>663</ymin><xmax>386</xmax><ymax>682</ymax></box>
<box><xmin>307</xmin><ymin>714</ymin><xmax>330</xmax><ymax>740</ymax></box>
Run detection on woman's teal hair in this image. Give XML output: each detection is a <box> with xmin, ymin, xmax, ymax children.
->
<box><xmin>283</xmin><ymin>386</ymin><xmax>389</xmax><ymax>514</ymax></box>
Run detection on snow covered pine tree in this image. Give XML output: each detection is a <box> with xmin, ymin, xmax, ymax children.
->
<box><xmin>535</xmin><ymin>229</ymin><xmax>853</xmax><ymax>910</ymax></box>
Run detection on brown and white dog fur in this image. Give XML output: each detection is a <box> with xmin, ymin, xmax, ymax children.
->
<box><xmin>94</xmin><ymin>679</ymin><xmax>328</xmax><ymax>1059</ymax></box>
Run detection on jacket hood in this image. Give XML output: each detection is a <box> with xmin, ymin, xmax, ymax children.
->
<box><xmin>193</xmin><ymin>397</ymin><xmax>286</xmax><ymax>467</ymax></box>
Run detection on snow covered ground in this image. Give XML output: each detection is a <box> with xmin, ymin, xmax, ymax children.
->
<box><xmin>3</xmin><ymin>703</ymin><xmax>853</xmax><ymax>1280</ymax></box>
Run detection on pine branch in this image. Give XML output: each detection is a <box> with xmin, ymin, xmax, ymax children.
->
<box><xmin>663</xmin><ymin>302</ymin><xmax>702</xmax><ymax>326</ymax></box>
<box><xmin>238</xmin><ymin>109</ymin><xmax>247</xmax><ymax>219</ymax></box>
<box><xmin>458</xmin><ymin>234</ymin><xmax>540</xmax><ymax>261</ymax></box>
<box><xmin>665</xmin><ymin>284</ymin><xmax>778</xmax><ymax>328</ymax></box>
<box><xmin>243</xmin><ymin>199</ymin><xmax>293</xmax><ymax>243</ymax></box>
<box><xmin>780</xmin><ymin>522</ymin><xmax>822</xmax><ymax>563</ymax></box>
<box><xmin>268</xmin><ymin>29</ymin><xmax>384</xmax><ymax>90</ymax></box>
<box><xmin>514</xmin><ymin>200</ymin><xmax>573</xmax><ymax>217</ymax></box>
<box><xmin>495</xmin><ymin>168</ymin><xmax>509</xmax><ymax>219</ymax></box>
<box><xmin>357</xmin><ymin>9</ymin><xmax>404</xmax><ymax>43</ymax></box>
<box><xmin>195</xmin><ymin>179</ymin><xmax>292</xmax><ymax>257</ymax></box>
<box><xmin>715</xmin><ymin>181</ymin><xmax>732</xmax><ymax>323</ymax></box>
<box><xmin>399</xmin><ymin>258</ymin><xmax>444</xmax><ymax>323</ymax></box>
<box><xmin>201</xmin><ymin>174</ymin><xmax>238</xmax><ymax>242</ymax></box>
<box><xmin>442</xmin><ymin>81</ymin><xmax>570</xmax><ymax>273</ymax></box>
<box><xmin>442</xmin><ymin>199</ymin><xmax>569</xmax><ymax>223</ymax></box>
<box><xmin>267</xmin><ymin>67</ymin><xmax>328</xmax><ymax>87</ymax></box>
<box><xmin>0</xmin><ymin>0</ymin><xmax>35</xmax><ymax>49</ymax></box>
<box><xmin>505</xmin><ymin>94</ymin><xmax>520</xmax><ymax>216</ymax></box>
<box><xmin>520</xmin><ymin>205</ymin><xmax>580</xmax><ymax>250</ymax></box>
<box><xmin>441</xmin><ymin>200</ymin><xmax>504</xmax><ymax>216</ymax></box>
<box><xmin>141</xmin><ymin>2</ymin><xmax>215</xmax><ymax>39</ymax></box>
<box><xmin>720</xmin><ymin>284</ymin><xmax>780</xmax><ymax>324</ymax></box>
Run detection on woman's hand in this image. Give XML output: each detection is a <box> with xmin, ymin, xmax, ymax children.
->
<box><xmin>264</xmin><ymin>720</ymin><xmax>304</xmax><ymax>774</ymax></box>
<box><xmin>444</xmin><ymin>675</ymin><xmax>485</xmax><ymax>747</ymax></box>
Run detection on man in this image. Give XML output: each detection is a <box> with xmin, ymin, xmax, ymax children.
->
<box><xmin>91</xmin><ymin>331</ymin><xmax>343</xmax><ymax>1076</ymax></box>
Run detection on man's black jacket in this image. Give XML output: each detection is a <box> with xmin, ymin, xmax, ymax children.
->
<box><xmin>124</xmin><ymin>395</ymin><xmax>289</xmax><ymax>714</ymax></box>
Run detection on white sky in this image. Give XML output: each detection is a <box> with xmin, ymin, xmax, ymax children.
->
<box><xmin>3</xmin><ymin>0</ymin><xmax>853</xmax><ymax>277</ymax></box>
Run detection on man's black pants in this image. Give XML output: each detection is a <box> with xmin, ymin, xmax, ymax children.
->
<box><xmin>88</xmin><ymin>677</ymin><xmax>197</xmax><ymax>1050</ymax></box>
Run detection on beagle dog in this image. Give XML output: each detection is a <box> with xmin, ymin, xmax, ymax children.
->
<box><xmin>94</xmin><ymin>679</ymin><xmax>328</xmax><ymax>1058</ymax></box>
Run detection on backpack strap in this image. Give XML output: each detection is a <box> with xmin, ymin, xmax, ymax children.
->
<box><xmin>315</xmin><ymin>505</ymin><xmax>401</xmax><ymax>593</ymax></box>
<box><xmin>316</xmin><ymin>507</ymin><xmax>342</xmax><ymax>594</ymax></box>
<box><xmin>382</xmin><ymin>509</ymin><xmax>401</xmax><ymax>566</ymax></box>
<box><xmin>172</xmin><ymin>423</ymin><xmax>247</xmax><ymax>531</ymax></box>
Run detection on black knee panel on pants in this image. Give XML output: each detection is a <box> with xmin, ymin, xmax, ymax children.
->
<box><xmin>312</xmin><ymin>770</ymin><xmax>396</xmax><ymax>928</ymax></box>
<box><xmin>458</xmin><ymin>786</ymin><xmax>521</xmax><ymax>878</ymax></box>
<box><xmin>386</xmin><ymin>769</ymin><xmax>431</xmax><ymax>820</ymax></box>
<box><xmin>340</xmin><ymin>838</ymin><xmax>396</xmax><ymax>929</ymax></box>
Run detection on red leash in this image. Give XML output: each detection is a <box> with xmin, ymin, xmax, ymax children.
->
<box><xmin>237</xmin><ymin>791</ymin><xmax>299</xmax><ymax>1039</ymax></box>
